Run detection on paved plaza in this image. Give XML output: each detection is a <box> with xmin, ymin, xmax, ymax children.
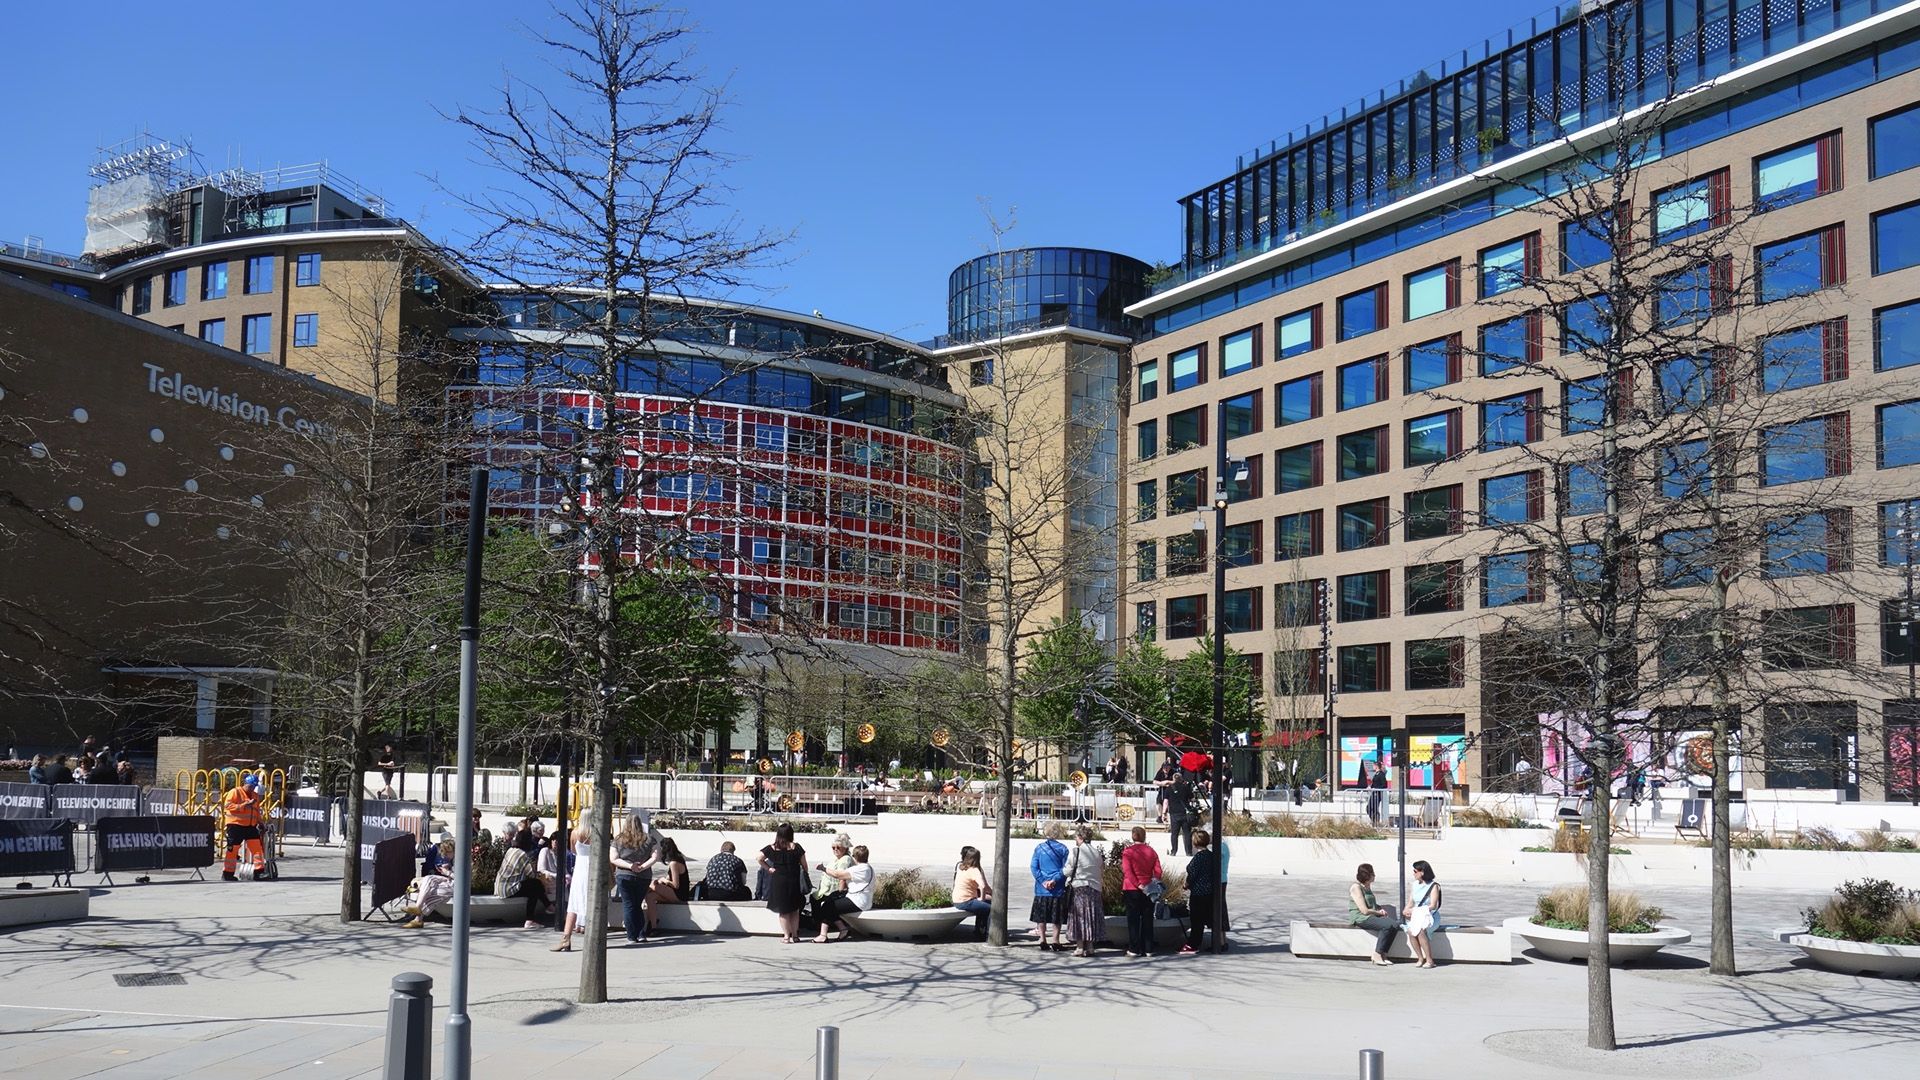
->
<box><xmin>1</xmin><ymin>843</ymin><xmax>1915</xmax><ymax>1079</ymax></box>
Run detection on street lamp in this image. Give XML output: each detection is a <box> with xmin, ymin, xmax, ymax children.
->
<box><xmin>1205</xmin><ymin>399</ymin><xmax>1250</xmax><ymax>955</ymax></box>
<box><xmin>1897</xmin><ymin>503</ymin><xmax>1919</xmax><ymax>805</ymax></box>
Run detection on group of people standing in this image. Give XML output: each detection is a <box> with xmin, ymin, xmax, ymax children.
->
<box><xmin>1025</xmin><ymin>823</ymin><xmax>1226</xmax><ymax>958</ymax></box>
<box><xmin>26</xmin><ymin>743</ymin><xmax>133</xmax><ymax>787</ymax></box>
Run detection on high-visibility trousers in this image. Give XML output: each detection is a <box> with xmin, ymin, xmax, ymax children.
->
<box><xmin>224</xmin><ymin>824</ymin><xmax>264</xmax><ymax>874</ymax></box>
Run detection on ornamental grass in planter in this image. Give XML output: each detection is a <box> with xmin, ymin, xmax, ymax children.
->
<box><xmin>1450</xmin><ymin>807</ymin><xmax>1540</xmax><ymax>829</ymax></box>
<box><xmin>871</xmin><ymin>867</ymin><xmax>953</xmax><ymax>911</ymax></box>
<box><xmin>1096</xmin><ymin>844</ymin><xmax>1187</xmax><ymax>916</ymax></box>
<box><xmin>1531</xmin><ymin>885</ymin><xmax>1666</xmax><ymax>934</ymax></box>
<box><xmin>1218</xmin><ymin>813</ymin><xmax>1385</xmax><ymax>840</ymax></box>
<box><xmin>1802</xmin><ymin>878</ymin><xmax>1920</xmax><ymax>946</ymax></box>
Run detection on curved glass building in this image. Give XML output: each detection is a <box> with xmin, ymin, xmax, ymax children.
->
<box><xmin>945</xmin><ymin>247</ymin><xmax>1149</xmax><ymax>343</ymax></box>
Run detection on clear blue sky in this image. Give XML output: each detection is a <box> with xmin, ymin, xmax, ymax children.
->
<box><xmin>0</xmin><ymin>0</ymin><xmax>1548</xmax><ymax>342</ymax></box>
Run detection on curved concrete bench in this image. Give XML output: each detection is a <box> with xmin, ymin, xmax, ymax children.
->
<box><xmin>1504</xmin><ymin>916</ymin><xmax>1690</xmax><ymax>964</ymax></box>
<box><xmin>842</xmin><ymin>908</ymin><xmax>970</xmax><ymax>941</ymax></box>
<box><xmin>1289</xmin><ymin>920</ymin><xmax>1512</xmax><ymax>963</ymax></box>
<box><xmin>1101</xmin><ymin>914</ymin><xmax>1186</xmax><ymax>948</ymax></box>
<box><xmin>1773</xmin><ymin>927</ymin><xmax>1920</xmax><ymax>977</ymax></box>
<box><xmin>0</xmin><ymin>888</ymin><xmax>88</xmax><ymax>927</ymax></box>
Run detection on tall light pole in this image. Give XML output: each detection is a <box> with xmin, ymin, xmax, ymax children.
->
<box><xmin>445</xmin><ymin>467</ymin><xmax>488</xmax><ymax>1080</ymax></box>
<box><xmin>1898</xmin><ymin>503</ymin><xmax>1918</xmax><ymax>805</ymax></box>
<box><xmin>1207</xmin><ymin>401</ymin><xmax>1247</xmax><ymax>956</ymax></box>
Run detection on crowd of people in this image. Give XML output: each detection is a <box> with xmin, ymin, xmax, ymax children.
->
<box><xmin>25</xmin><ymin>736</ymin><xmax>135</xmax><ymax>787</ymax></box>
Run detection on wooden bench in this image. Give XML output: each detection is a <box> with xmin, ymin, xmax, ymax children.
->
<box><xmin>1288</xmin><ymin>920</ymin><xmax>1513</xmax><ymax>964</ymax></box>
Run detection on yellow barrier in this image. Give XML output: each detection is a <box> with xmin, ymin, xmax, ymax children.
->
<box><xmin>565</xmin><ymin>780</ymin><xmax>627</xmax><ymax>829</ymax></box>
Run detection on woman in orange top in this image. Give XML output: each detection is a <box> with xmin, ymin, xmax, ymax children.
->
<box><xmin>950</xmin><ymin>845</ymin><xmax>992</xmax><ymax>941</ymax></box>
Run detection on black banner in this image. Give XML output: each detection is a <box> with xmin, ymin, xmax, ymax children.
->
<box><xmin>94</xmin><ymin>815</ymin><xmax>217</xmax><ymax>873</ymax></box>
<box><xmin>279</xmin><ymin>796</ymin><xmax>332</xmax><ymax>842</ymax></box>
<box><xmin>142</xmin><ymin>788</ymin><xmax>181</xmax><ymax>817</ymax></box>
<box><xmin>358</xmin><ymin>799</ymin><xmax>428</xmax><ymax>878</ymax></box>
<box><xmin>0</xmin><ymin>818</ymin><xmax>76</xmax><ymax>877</ymax></box>
<box><xmin>48</xmin><ymin>785</ymin><xmax>142</xmax><ymax>825</ymax></box>
<box><xmin>0</xmin><ymin>783</ymin><xmax>49</xmax><ymax>820</ymax></box>
<box><xmin>370</xmin><ymin>834</ymin><xmax>416</xmax><ymax>912</ymax></box>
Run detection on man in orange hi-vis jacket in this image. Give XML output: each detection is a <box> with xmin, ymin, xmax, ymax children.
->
<box><xmin>221</xmin><ymin>774</ymin><xmax>266</xmax><ymax>881</ymax></box>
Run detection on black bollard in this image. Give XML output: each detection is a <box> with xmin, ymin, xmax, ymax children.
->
<box><xmin>383</xmin><ymin>972</ymin><xmax>433</xmax><ymax>1080</ymax></box>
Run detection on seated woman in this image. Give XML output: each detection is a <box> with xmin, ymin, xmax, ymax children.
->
<box><xmin>1348</xmin><ymin>863</ymin><xmax>1402</xmax><ymax>966</ymax></box>
<box><xmin>1401</xmin><ymin>860</ymin><xmax>1443</xmax><ymax>969</ymax></box>
<box><xmin>494</xmin><ymin>843</ymin><xmax>548</xmax><ymax>929</ymax></box>
<box><xmin>812</xmin><ymin>838</ymin><xmax>870</xmax><ymax>942</ymax></box>
<box><xmin>950</xmin><ymin>845</ymin><xmax>992</xmax><ymax>942</ymax></box>
<box><xmin>648</xmin><ymin>837</ymin><xmax>691</xmax><ymax>917</ymax></box>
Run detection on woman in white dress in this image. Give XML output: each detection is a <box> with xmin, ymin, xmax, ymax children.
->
<box><xmin>551</xmin><ymin>824</ymin><xmax>594</xmax><ymax>952</ymax></box>
<box><xmin>1401</xmin><ymin>859</ymin><xmax>1443</xmax><ymax>968</ymax></box>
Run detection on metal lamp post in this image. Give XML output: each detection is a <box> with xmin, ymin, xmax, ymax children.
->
<box><xmin>1898</xmin><ymin>504</ymin><xmax>1919</xmax><ymax>805</ymax></box>
<box><xmin>1206</xmin><ymin>405</ymin><xmax>1248</xmax><ymax>956</ymax></box>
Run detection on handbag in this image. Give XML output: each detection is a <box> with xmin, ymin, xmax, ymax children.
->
<box><xmin>1059</xmin><ymin>846</ymin><xmax>1079</xmax><ymax>909</ymax></box>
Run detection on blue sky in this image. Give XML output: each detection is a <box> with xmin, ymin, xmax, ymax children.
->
<box><xmin>1</xmin><ymin>0</ymin><xmax>1547</xmax><ymax>341</ymax></box>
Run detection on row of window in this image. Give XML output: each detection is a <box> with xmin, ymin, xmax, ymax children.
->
<box><xmin>1135</xmin><ymin>598</ymin><xmax>1918</xmax><ymax>693</ymax></box>
<box><xmin>1141</xmin><ymin>199</ymin><xmax>1920</xmax><ymax>412</ymax></box>
<box><xmin>128</xmin><ymin>253</ymin><xmax>322</xmax><ymax>315</ymax></box>
<box><xmin>184</xmin><ymin>313</ymin><xmax>319</xmax><ymax>354</ymax></box>
<box><xmin>1157</xmin><ymin>25</ymin><xmax>1920</xmax><ymax>336</ymax></box>
<box><xmin>631</xmin><ymin>527</ymin><xmax>959</xmax><ymax>582</ymax></box>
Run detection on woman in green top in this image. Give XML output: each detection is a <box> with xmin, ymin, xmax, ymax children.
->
<box><xmin>1346</xmin><ymin>863</ymin><xmax>1401</xmax><ymax>966</ymax></box>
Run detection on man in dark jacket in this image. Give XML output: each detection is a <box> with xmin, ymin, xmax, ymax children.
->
<box><xmin>1181</xmin><ymin>830</ymin><xmax>1220</xmax><ymax>954</ymax></box>
<box><xmin>1167</xmin><ymin>770</ymin><xmax>1196</xmax><ymax>856</ymax></box>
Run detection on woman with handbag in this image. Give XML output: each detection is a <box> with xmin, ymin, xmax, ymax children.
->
<box><xmin>1120</xmin><ymin>825</ymin><xmax>1163</xmax><ymax>957</ymax></box>
<box><xmin>1028</xmin><ymin>823</ymin><xmax>1071</xmax><ymax>952</ymax></box>
<box><xmin>1063</xmin><ymin>825</ymin><xmax>1105</xmax><ymax>958</ymax></box>
<box><xmin>1401</xmin><ymin>860</ymin><xmax>1443</xmax><ymax>968</ymax></box>
<box><xmin>759</xmin><ymin>823</ymin><xmax>809</xmax><ymax>944</ymax></box>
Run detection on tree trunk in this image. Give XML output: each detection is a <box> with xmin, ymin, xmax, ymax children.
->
<box><xmin>1710</xmin><ymin>709</ymin><xmax>1735</xmax><ymax>975</ymax></box>
<box><xmin>1585</xmin><ymin>767</ymin><xmax>1616</xmax><ymax>1050</ymax></box>
<box><xmin>340</xmin><ymin>744</ymin><xmax>365</xmax><ymax>922</ymax></box>
<box><xmin>990</xmin><ymin>706</ymin><xmax>1014</xmax><ymax>946</ymax></box>
<box><xmin>578</xmin><ymin>713</ymin><xmax>614</xmax><ymax>1003</ymax></box>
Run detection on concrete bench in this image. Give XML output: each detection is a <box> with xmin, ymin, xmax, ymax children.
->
<box><xmin>0</xmin><ymin>888</ymin><xmax>89</xmax><ymax>927</ymax></box>
<box><xmin>842</xmin><ymin>908</ymin><xmax>970</xmax><ymax>941</ymax></box>
<box><xmin>1288</xmin><ymin>920</ymin><xmax>1512</xmax><ymax>964</ymax></box>
<box><xmin>432</xmin><ymin>895</ymin><xmax>787</xmax><ymax>935</ymax></box>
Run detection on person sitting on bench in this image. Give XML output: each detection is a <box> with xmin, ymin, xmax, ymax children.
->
<box><xmin>696</xmin><ymin>840</ymin><xmax>753</xmax><ymax>901</ymax></box>
<box><xmin>1347</xmin><ymin>863</ymin><xmax>1402</xmax><ymax>966</ymax></box>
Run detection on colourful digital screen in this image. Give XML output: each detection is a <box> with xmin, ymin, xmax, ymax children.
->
<box><xmin>1408</xmin><ymin>734</ymin><xmax>1465</xmax><ymax>789</ymax></box>
<box><xmin>1338</xmin><ymin>736</ymin><xmax>1387</xmax><ymax>788</ymax></box>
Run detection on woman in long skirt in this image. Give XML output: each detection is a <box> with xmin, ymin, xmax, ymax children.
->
<box><xmin>1062</xmin><ymin>824</ymin><xmax>1105</xmax><ymax>957</ymax></box>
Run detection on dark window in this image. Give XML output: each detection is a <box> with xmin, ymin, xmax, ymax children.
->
<box><xmin>242</xmin><ymin>314</ymin><xmax>272</xmax><ymax>355</ymax></box>
<box><xmin>1277</xmin><ymin>307</ymin><xmax>1320</xmax><ymax>358</ymax></box>
<box><xmin>295</xmin><ymin>252</ymin><xmax>323</xmax><ymax>287</ymax></box>
<box><xmin>1167</xmin><ymin>533</ymin><xmax>1205</xmax><ymax>576</ymax></box>
<box><xmin>1877</xmin><ymin>300</ymin><xmax>1920</xmax><ymax>372</ymax></box>
<box><xmin>1277</xmin><ymin>374</ymin><xmax>1321</xmax><ymax>425</ymax></box>
<box><xmin>1560</xmin><ymin>210</ymin><xmax>1613</xmax><ymax>272</ymax></box>
<box><xmin>1405</xmin><ymin>409</ymin><xmax>1460</xmax><ymax>466</ymax></box>
<box><xmin>1662</xmin><ymin>439</ymin><xmax>1715</xmax><ymax>499</ymax></box>
<box><xmin>1168</xmin><ymin>469</ymin><xmax>1206</xmax><ymax>513</ymax></box>
<box><xmin>1881</xmin><ymin>500</ymin><xmax>1920</xmax><ymax>566</ymax></box>
<box><xmin>1481</xmin><ymin>471</ymin><xmax>1540</xmax><ymax>527</ymax></box>
<box><xmin>1135</xmin><ymin>602</ymin><xmax>1156</xmax><ymax>642</ymax></box>
<box><xmin>1168</xmin><ymin>406</ymin><xmax>1206</xmax><ymax>452</ymax></box>
<box><xmin>1562</xmin><ymin>463</ymin><xmax>1605</xmax><ymax>515</ymax></box>
<box><xmin>244</xmin><ymin>254</ymin><xmax>275</xmax><ymax>295</ymax></box>
<box><xmin>1563</xmin><ymin>375</ymin><xmax>1609</xmax><ymax>433</ymax></box>
<box><xmin>1480</xmin><ymin>391</ymin><xmax>1541</xmax><ymax>450</ymax></box>
<box><xmin>1221</xmin><ymin>588</ymin><xmax>1260</xmax><ymax>634</ymax></box>
<box><xmin>1337</xmin><ymin>427</ymin><xmax>1386</xmax><ymax>480</ymax></box>
<box><xmin>1763</xmin><ymin>414</ymin><xmax>1849</xmax><ymax>484</ymax></box>
<box><xmin>1406</xmin><ymin>638</ymin><xmax>1464</xmax><ymax>689</ymax></box>
<box><xmin>1405</xmin><ymin>335</ymin><xmax>1458</xmax><ymax>392</ymax></box>
<box><xmin>201</xmin><ymin>261</ymin><xmax>227</xmax><ymax>300</ymax></box>
<box><xmin>163</xmin><ymin>268</ymin><xmax>186</xmax><ymax>307</ymax></box>
<box><xmin>1755</xmin><ymin>133</ymin><xmax>1840</xmax><ymax>210</ymax></box>
<box><xmin>1405</xmin><ymin>485</ymin><xmax>1461</xmax><ymax>541</ymax></box>
<box><xmin>1561</xmin><ymin>295</ymin><xmax>1609</xmax><ymax>354</ymax></box>
<box><xmin>131</xmin><ymin>277</ymin><xmax>151</xmax><ymax>315</ymax></box>
<box><xmin>292</xmin><ymin>313</ymin><xmax>318</xmax><ymax>348</ymax></box>
<box><xmin>1758</xmin><ymin>226</ymin><xmax>1844</xmax><ymax>302</ymax></box>
<box><xmin>1762</xmin><ymin>605</ymin><xmax>1854</xmax><ymax>669</ymax></box>
<box><xmin>1277</xmin><ymin>443</ymin><xmax>1322</xmax><ymax>492</ymax></box>
<box><xmin>1226</xmin><ymin>456</ymin><xmax>1261</xmax><ymax>504</ymax></box>
<box><xmin>1339</xmin><ymin>570</ymin><xmax>1388</xmax><ymax>622</ymax></box>
<box><xmin>1478</xmin><ymin>314</ymin><xmax>1535</xmax><ymax>375</ymax></box>
<box><xmin>1135</xmin><ymin>479</ymin><xmax>1157</xmax><ymax>522</ymax></box>
<box><xmin>1656</xmin><ymin>353</ymin><xmax>1717</xmax><ymax>412</ymax></box>
<box><xmin>1871</xmin><ymin>103</ymin><xmax>1920</xmax><ymax>180</ymax></box>
<box><xmin>1337</xmin><ymin>644</ymin><xmax>1388</xmax><ymax>693</ymax></box>
<box><xmin>1875</xmin><ymin>202</ymin><xmax>1920</xmax><ymax>275</ymax></box>
<box><xmin>1337</xmin><ymin>355</ymin><xmax>1387</xmax><ymax>411</ymax></box>
<box><xmin>1274</xmin><ymin>649</ymin><xmax>1326</xmax><ymax>694</ymax></box>
<box><xmin>1337</xmin><ymin>498</ymin><xmax>1389</xmax><ymax>552</ymax></box>
<box><xmin>1274</xmin><ymin>580</ymin><xmax>1324</xmax><ymax>628</ymax></box>
<box><xmin>1137</xmin><ymin>360</ymin><xmax>1159</xmax><ymax>402</ymax></box>
<box><xmin>1660</xmin><ymin>527</ymin><xmax>1716</xmax><ymax>587</ymax></box>
<box><xmin>1881</xmin><ymin>399</ymin><xmax>1920</xmax><ymax>469</ymax></box>
<box><xmin>1276</xmin><ymin>510</ymin><xmax>1322</xmax><ymax>559</ymax></box>
<box><xmin>1137</xmin><ymin>419</ymin><xmax>1158</xmax><ymax>460</ymax></box>
<box><xmin>1221</xmin><ymin>328</ymin><xmax>1258</xmax><ymax>377</ymax></box>
<box><xmin>1167</xmin><ymin>595</ymin><xmax>1207</xmax><ymax>640</ymax></box>
<box><xmin>1222</xmin><ymin>521</ymin><xmax>1261</xmax><ymax>567</ymax></box>
<box><xmin>1883</xmin><ymin>599</ymin><xmax>1920</xmax><ymax>666</ymax></box>
<box><xmin>1483</xmin><ymin>551</ymin><xmax>1539</xmax><ymax>606</ymax></box>
<box><xmin>1656</xmin><ymin>262</ymin><xmax>1725</xmax><ymax>327</ymax></box>
<box><xmin>1170</xmin><ymin>345</ymin><xmax>1204</xmax><ymax>392</ymax></box>
<box><xmin>1479</xmin><ymin>235</ymin><xmax>1533</xmax><ymax>297</ymax></box>
<box><xmin>1406</xmin><ymin>562</ymin><xmax>1462</xmax><ymax>615</ymax></box>
<box><xmin>970</xmin><ymin>358</ymin><xmax>994</xmax><ymax>386</ymax></box>
<box><xmin>1765</xmin><ymin>512</ymin><xmax>1850</xmax><ymax>578</ymax></box>
<box><xmin>1338</xmin><ymin>284</ymin><xmax>1385</xmax><ymax>340</ymax></box>
<box><xmin>198</xmin><ymin>319</ymin><xmax>225</xmax><ymax>346</ymax></box>
<box><xmin>1222</xmin><ymin>392</ymin><xmax>1260</xmax><ymax>440</ymax></box>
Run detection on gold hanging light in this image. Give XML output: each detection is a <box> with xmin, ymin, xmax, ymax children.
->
<box><xmin>757</xmin><ymin>757</ymin><xmax>774</xmax><ymax>774</ymax></box>
<box><xmin>785</xmin><ymin>731</ymin><xmax>805</xmax><ymax>753</ymax></box>
<box><xmin>930</xmin><ymin>727</ymin><xmax>951</xmax><ymax>748</ymax></box>
<box><xmin>855</xmin><ymin>723</ymin><xmax>877</xmax><ymax>745</ymax></box>
<box><xmin>1068</xmin><ymin>770</ymin><xmax>1088</xmax><ymax>790</ymax></box>
<box><xmin>776</xmin><ymin>793</ymin><xmax>795</xmax><ymax>813</ymax></box>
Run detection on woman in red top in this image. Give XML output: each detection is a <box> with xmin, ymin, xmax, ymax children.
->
<box><xmin>1120</xmin><ymin>826</ymin><xmax>1164</xmax><ymax>957</ymax></box>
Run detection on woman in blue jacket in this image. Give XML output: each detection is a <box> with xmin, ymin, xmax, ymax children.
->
<box><xmin>1028</xmin><ymin>823</ymin><xmax>1071</xmax><ymax>952</ymax></box>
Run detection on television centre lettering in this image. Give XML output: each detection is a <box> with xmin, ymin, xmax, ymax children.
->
<box><xmin>105</xmin><ymin>830</ymin><xmax>207</xmax><ymax>851</ymax></box>
<box><xmin>0</xmin><ymin>834</ymin><xmax>65</xmax><ymax>855</ymax></box>
<box><xmin>143</xmin><ymin>362</ymin><xmax>336</xmax><ymax>439</ymax></box>
<box><xmin>52</xmin><ymin>793</ymin><xmax>138</xmax><ymax>812</ymax></box>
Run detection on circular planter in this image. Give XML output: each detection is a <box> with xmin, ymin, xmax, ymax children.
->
<box><xmin>842</xmin><ymin>908</ymin><xmax>970</xmax><ymax>941</ymax></box>
<box><xmin>1773</xmin><ymin>927</ymin><xmax>1920</xmax><ymax>977</ymax></box>
<box><xmin>1502</xmin><ymin>916</ymin><xmax>1691</xmax><ymax>964</ymax></box>
<box><xmin>1101</xmin><ymin>914</ymin><xmax>1186</xmax><ymax>949</ymax></box>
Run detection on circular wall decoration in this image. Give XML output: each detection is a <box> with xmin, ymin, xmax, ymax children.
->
<box><xmin>66</xmin><ymin>496</ymin><xmax>84</xmax><ymax>512</ymax></box>
<box><xmin>183</xmin><ymin>478</ymin><xmax>199</xmax><ymax>493</ymax></box>
<box><xmin>71</xmin><ymin>408</ymin><xmax>89</xmax><ymax>423</ymax></box>
<box><xmin>149</xmin><ymin>428</ymin><xmax>165</xmax><ymax>443</ymax></box>
<box><xmin>144</xmin><ymin>512</ymin><xmax>161</xmax><ymax>527</ymax></box>
<box><xmin>110</xmin><ymin>461</ymin><xmax>127</xmax><ymax>477</ymax></box>
<box><xmin>1685</xmin><ymin>736</ymin><xmax>1715</xmax><ymax>775</ymax></box>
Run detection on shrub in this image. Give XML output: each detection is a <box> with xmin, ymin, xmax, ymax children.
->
<box><xmin>1790</xmin><ymin>826</ymin><xmax>1851</xmax><ymax>851</ymax></box>
<box><xmin>1857</xmin><ymin>829</ymin><xmax>1920</xmax><ymax>853</ymax></box>
<box><xmin>504</xmin><ymin>802</ymin><xmax>555</xmax><ymax>819</ymax></box>
<box><xmin>1531</xmin><ymin>886</ymin><xmax>1665</xmax><ymax>933</ymax></box>
<box><xmin>1098</xmin><ymin>842</ymin><xmax>1189</xmax><ymax>916</ymax></box>
<box><xmin>1802</xmin><ymin>878</ymin><xmax>1920</xmax><ymax>945</ymax></box>
<box><xmin>872</xmin><ymin>867</ymin><xmax>952</xmax><ymax>911</ymax></box>
<box><xmin>1451</xmin><ymin>807</ymin><xmax>1535</xmax><ymax>829</ymax></box>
